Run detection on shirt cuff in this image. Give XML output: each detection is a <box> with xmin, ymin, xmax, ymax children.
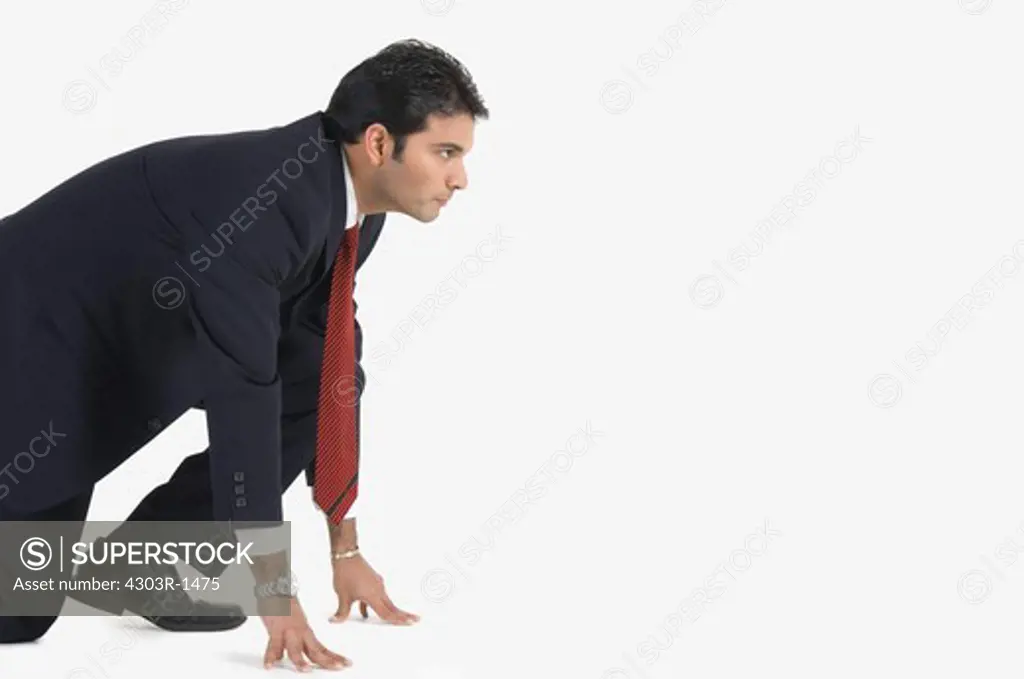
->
<box><xmin>343</xmin><ymin>494</ymin><xmax>359</xmax><ymax>519</ymax></box>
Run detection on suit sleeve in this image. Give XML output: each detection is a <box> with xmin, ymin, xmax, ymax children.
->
<box><xmin>297</xmin><ymin>301</ymin><xmax>325</xmax><ymax>488</ymax></box>
<box><xmin>185</xmin><ymin>250</ymin><xmax>284</xmax><ymax>525</ymax></box>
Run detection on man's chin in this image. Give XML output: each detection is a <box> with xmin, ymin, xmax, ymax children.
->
<box><xmin>409</xmin><ymin>207</ymin><xmax>441</xmax><ymax>223</ymax></box>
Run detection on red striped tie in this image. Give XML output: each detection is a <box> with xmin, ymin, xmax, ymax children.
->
<box><xmin>313</xmin><ymin>223</ymin><xmax>361</xmax><ymax>524</ymax></box>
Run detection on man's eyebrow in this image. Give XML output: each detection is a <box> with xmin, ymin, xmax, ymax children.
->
<box><xmin>432</xmin><ymin>142</ymin><xmax>465</xmax><ymax>153</ymax></box>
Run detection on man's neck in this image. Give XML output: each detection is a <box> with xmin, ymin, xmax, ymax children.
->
<box><xmin>342</xmin><ymin>146</ymin><xmax>372</xmax><ymax>217</ymax></box>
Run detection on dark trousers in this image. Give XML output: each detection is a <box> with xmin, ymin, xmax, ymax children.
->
<box><xmin>0</xmin><ymin>488</ymin><xmax>94</xmax><ymax>642</ymax></box>
<box><xmin>0</xmin><ymin>373</ymin><xmax>319</xmax><ymax>643</ymax></box>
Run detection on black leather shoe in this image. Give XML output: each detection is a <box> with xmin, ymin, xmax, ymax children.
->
<box><xmin>68</xmin><ymin>539</ymin><xmax>246</xmax><ymax>632</ymax></box>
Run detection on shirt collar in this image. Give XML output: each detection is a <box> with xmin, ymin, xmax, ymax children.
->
<box><xmin>340</xmin><ymin>146</ymin><xmax>364</xmax><ymax>229</ymax></box>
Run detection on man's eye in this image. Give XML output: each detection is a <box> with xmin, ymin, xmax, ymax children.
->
<box><xmin>440</xmin><ymin>149</ymin><xmax>453</xmax><ymax>159</ymax></box>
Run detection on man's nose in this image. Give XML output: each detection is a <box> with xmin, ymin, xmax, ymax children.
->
<box><xmin>449</xmin><ymin>165</ymin><xmax>468</xmax><ymax>191</ymax></box>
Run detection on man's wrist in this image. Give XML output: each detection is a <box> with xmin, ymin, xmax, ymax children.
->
<box><xmin>249</xmin><ymin>550</ymin><xmax>290</xmax><ymax>585</ymax></box>
<box><xmin>328</xmin><ymin>516</ymin><xmax>358</xmax><ymax>551</ymax></box>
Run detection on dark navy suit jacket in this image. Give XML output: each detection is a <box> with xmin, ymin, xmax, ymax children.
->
<box><xmin>0</xmin><ymin>111</ymin><xmax>383</xmax><ymax>524</ymax></box>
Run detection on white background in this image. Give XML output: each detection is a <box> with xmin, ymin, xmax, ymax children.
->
<box><xmin>1</xmin><ymin>0</ymin><xmax>1022</xmax><ymax>676</ymax></box>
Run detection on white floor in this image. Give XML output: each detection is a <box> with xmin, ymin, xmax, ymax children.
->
<box><xmin>3</xmin><ymin>608</ymin><xmax>471</xmax><ymax>678</ymax></box>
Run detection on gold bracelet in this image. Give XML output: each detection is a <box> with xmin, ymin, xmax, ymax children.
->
<box><xmin>331</xmin><ymin>547</ymin><xmax>360</xmax><ymax>560</ymax></box>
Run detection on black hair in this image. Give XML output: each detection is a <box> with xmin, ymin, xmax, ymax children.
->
<box><xmin>325</xmin><ymin>38</ymin><xmax>489</xmax><ymax>160</ymax></box>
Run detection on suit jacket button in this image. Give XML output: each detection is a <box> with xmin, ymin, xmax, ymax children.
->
<box><xmin>147</xmin><ymin>417</ymin><xmax>162</xmax><ymax>432</ymax></box>
<box><xmin>235</xmin><ymin>498</ymin><xmax>247</xmax><ymax>508</ymax></box>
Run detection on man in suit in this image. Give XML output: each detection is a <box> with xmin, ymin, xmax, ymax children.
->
<box><xmin>0</xmin><ymin>38</ymin><xmax>487</xmax><ymax>670</ymax></box>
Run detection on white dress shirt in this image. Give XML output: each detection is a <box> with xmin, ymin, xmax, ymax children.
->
<box><xmin>342</xmin><ymin>147</ymin><xmax>365</xmax><ymax>229</ymax></box>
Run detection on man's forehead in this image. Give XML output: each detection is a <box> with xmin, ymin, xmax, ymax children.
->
<box><xmin>416</xmin><ymin>113</ymin><xmax>474</xmax><ymax>145</ymax></box>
